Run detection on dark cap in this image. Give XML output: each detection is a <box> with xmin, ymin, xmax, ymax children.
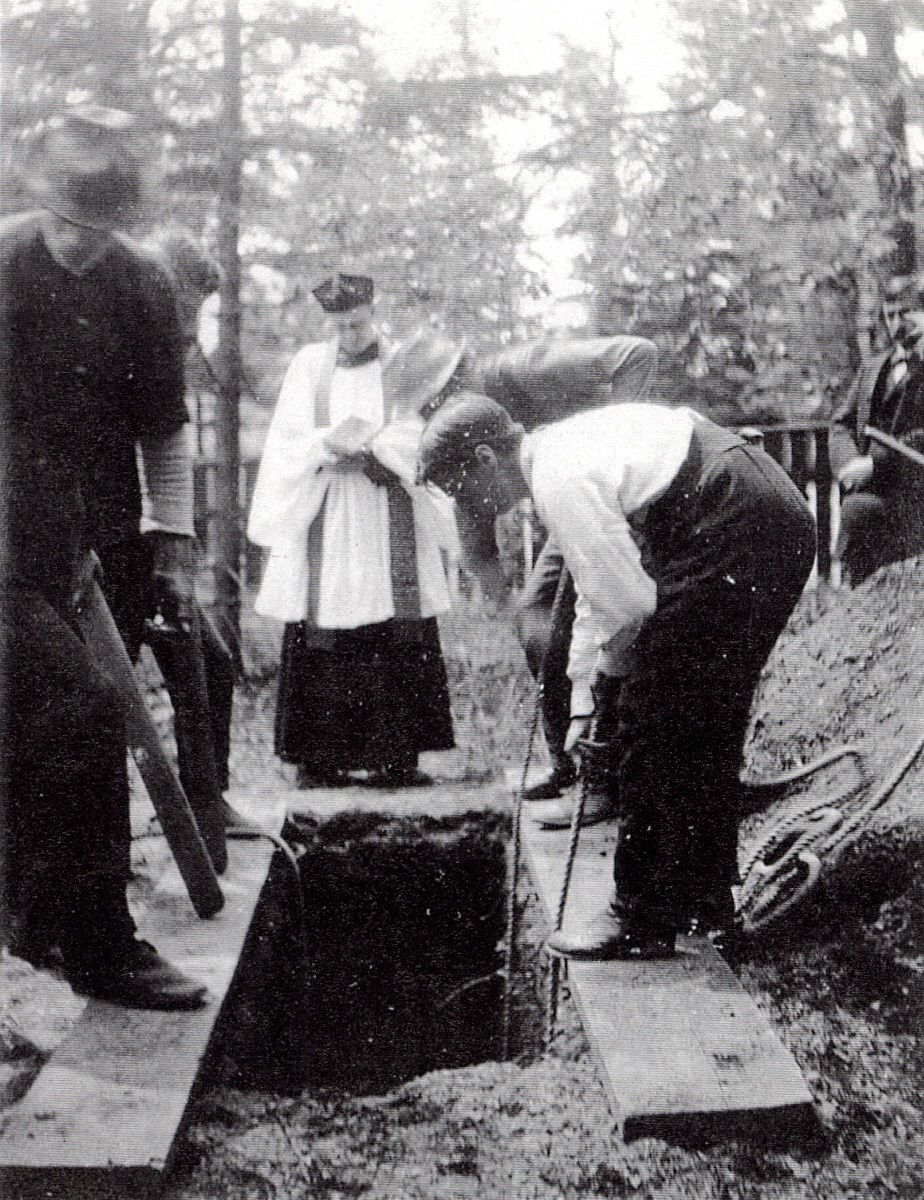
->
<box><xmin>312</xmin><ymin>272</ymin><xmax>374</xmax><ymax>313</ymax></box>
<box><xmin>24</xmin><ymin>104</ymin><xmax>144</xmax><ymax>231</ymax></box>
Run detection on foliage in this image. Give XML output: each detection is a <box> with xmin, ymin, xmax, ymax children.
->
<box><xmin>2</xmin><ymin>0</ymin><xmax>922</xmax><ymax>421</ymax></box>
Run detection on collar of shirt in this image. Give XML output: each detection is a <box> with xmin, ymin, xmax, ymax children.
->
<box><xmin>337</xmin><ymin>340</ymin><xmax>380</xmax><ymax>369</ymax></box>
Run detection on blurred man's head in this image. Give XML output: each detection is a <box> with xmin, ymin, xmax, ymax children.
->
<box><xmin>882</xmin><ymin>274</ymin><xmax>924</xmax><ymax>347</ymax></box>
<box><xmin>26</xmin><ymin>104</ymin><xmax>144</xmax><ymax>274</ymax></box>
<box><xmin>149</xmin><ymin>229</ymin><xmax>222</xmax><ymax>342</ymax></box>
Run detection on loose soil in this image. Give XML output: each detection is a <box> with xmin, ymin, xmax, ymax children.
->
<box><xmin>6</xmin><ymin>563</ymin><xmax>924</xmax><ymax>1197</ymax></box>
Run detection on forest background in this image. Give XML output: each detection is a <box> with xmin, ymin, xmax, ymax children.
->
<box><xmin>2</xmin><ymin>0</ymin><xmax>924</xmax><ymax>603</ymax></box>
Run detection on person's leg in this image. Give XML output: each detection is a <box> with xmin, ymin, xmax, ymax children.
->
<box><xmin>96</xmin><ymin>535</ymin><xmax>153</xmax><ymax>661</ymax></box>
<box><xmin>616</xmin><ymin>447</ymin><xmax>815</xmax><ymax>930</ymax></box>
<box><xmin>837</xmin><ymin>490</ymin><xmax>896</xmax><ymax>585</ymax></box>
<box><xmin>550</xmin><ymin>442</ymin><xmax>814</xmax><ymax>958</ymax></box>
<box><xmin>3</xmin><ymin>586</ymin><xmax>206</xmax><ymax>1008</ymax></box>
<box><xmin>516</xmin><ymin>542</ymin><xmax>576</xmax><ymax>797</ymax></box>
<box><xmin>198</xmin><ymin>606</ymin><xmax>235</xmax><ymax>795</ymax></box>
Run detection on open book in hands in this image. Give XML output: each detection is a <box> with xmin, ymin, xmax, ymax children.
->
<box><xmin>322</xmin><ymin>414</ymin><xmax>379</xmax><ymax>457</ymax></box>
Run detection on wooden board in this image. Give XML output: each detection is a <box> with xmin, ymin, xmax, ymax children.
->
<box><xmin>521</xmin><ymin>809</ymin><xmax>815</xmax><ymax>1141</ymax></box>
<box><xmin>0</xmin><ymin>795</ymin><xmax>287</xmax><ymax>1196</ymax></box>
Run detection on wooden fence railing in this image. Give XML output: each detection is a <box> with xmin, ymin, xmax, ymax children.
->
<box><xmin>194</xmin><ymin>420</ymin><xmax>840</xmax><ymax>590</ymax></box>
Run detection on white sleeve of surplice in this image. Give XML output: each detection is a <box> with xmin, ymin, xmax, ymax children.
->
<box><xmin>246</xmin><ymin>344</ymin><xmax>335</xmax><ymax>548</ymax></box>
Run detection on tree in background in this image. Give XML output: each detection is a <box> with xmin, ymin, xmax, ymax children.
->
<box><xmin>3</xmin><ymin>0</ymin><xmax>922</xmax><ymax>433</ymax></box>
<box><xmin>518</xmin><ymin>0</ymin><xmax>923</xmax><ymax>419</ymax></box>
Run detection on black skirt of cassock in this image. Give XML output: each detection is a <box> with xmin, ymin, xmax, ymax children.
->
<box><xmin>274</xmin><ymin>616</ymin><xmax>455</xmax><ymax>770</ymax></box>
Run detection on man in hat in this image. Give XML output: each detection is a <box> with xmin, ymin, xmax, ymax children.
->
<box><xmin>420</xmin><ymin>395</ymin><xmax>814</xmax><ymax>958</ymax></box>
<box><xmin>1</xmin><ymin>106</ymin><xmax>207</xmax><ymax>1007</ymax></box>
<box><xmin>831</xmin><ymin>273</ymin><xmax>924</xmax><ymax>584</ymax></box>
<box><xmin>247</xmin><ymin>275</ymin><xmax>458</xmax><ymax>787</ymax></box>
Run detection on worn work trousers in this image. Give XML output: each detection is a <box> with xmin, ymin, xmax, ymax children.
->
<box><xmin>837</xmin><ymin>484</ymin><xmax>924</xmax><ymax>586</ymax></box>
<box><xmin>606</xmin><ymin>424</ymin><xmax>816</xmax><ymax>928</ymax></box>
<box><xmin>2</xmin><ymin>583</ymin><xmax>137</xmax><ymax>961</ymax></box>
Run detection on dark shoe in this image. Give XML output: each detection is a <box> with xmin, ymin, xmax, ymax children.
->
<box><xmin>532</xmin><ymin>789</ymin><xmax>616</xmax><ymax>829</ymax></box>
<box><xmin>522</xmin><ymin>763</ymin><xmax>576</xmax><ymax>801</ymax></box>
<box><xmin>547</xmin><ymin>907</ymin><xmax>676</xmax><ymax>961</ymax></box>
<box><xmin>687</xmin><ymin>889</ymin><xmax>737</xmax><ymax>938</ymax></box>
<box><xmin>367</xmin><ymin>766</ymin><xmax>434</xmax><ymax>789</ymax></box>
<box><xmin>65</xmin><ymin>940</ymin><xmax>208</xmax><ymax>1010</ymax></box>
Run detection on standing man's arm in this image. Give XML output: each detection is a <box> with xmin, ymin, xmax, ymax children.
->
<box><xmin>139</xmin><ymin>424</ymin><xmax>197</xmax><ymax>626</ymax></box>
<box><xmin>134</xmin><ymin>250</ymin><xmax>198</xmax><ymax>624</ymax></box>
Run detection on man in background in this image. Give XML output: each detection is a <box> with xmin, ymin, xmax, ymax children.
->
<box><xmin>831</xmin><ymin>274</ymin><xmax>924</xmax><ymax>585</ymax></box>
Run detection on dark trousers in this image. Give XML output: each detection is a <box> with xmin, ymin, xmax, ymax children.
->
<box><xmin>2</xmin><ymin>583</ymin><xmax>137</xmax><ymax>962</ymax></box>
<box><xmin>516</xmin><ymin>542</ymin><xmax>576</xmax><ymax>774</ymax></box>
<box><xmin>98</xmin><ymin>537</ymin><xmax>235</xmax><ymax>792</ymax></box>
<box><xmin>606</xmin><ymin>425</ymin><xmax>816</xmax><ymax>928</ymax></box>
<box><xmin>837</xmin><ymin>485</ymin><xmax>924</xmax><ymax>586</ymax></box>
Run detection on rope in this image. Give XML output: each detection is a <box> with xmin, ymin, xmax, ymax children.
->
<box><xmin>737</xmin><ymin>720</ymin><xmax>924</xmax><ymax>931</ymax></box>
<box><xmin>545</xmin><ymin>721</ymin><xmax>599</xmax><ymax>1045</ymax></box>
<box><xmin>501</xmin><ymin>564</ymin><xmax>570</xmax><ymax>1060</ymax></box>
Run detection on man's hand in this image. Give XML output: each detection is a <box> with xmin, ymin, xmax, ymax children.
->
<box><xmin>148</xmin><ymin>531</ymin><xmax>197</xmax><ymax>634</ymax></box>
<box><xmin>838</xmin><ymin>454</ymin><xmax>874</xmax><ymax>492</ymax></box>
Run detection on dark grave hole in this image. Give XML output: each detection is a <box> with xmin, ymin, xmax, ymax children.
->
<box><xmin>212</xmin><ymin>810</ymin><xmax>516</xmax><ymax>1095</ymax></box>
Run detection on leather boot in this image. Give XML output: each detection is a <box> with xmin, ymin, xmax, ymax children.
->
<box><xmin>547</xmin><ymin>903</ymin><xmax>677</xmax><ymax>961</ymax></box>
<box><xmin>522</xmin><ymin>758</ymin><xmax>577</xmax><ymax>800</ymax></box>
<box><xmin>64</xmin><ymin>938</ymin><xmax>208</xmax><ymax>1010</ymax></box>
<box><xmin>530</xmin><ymin>788</ymin><xmax>616</xmax><ymax>828</ymax></box>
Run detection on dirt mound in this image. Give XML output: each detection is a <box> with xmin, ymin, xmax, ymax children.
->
<box><xmin>746</xmin><ymin>554</ymin><xmax>924</xmax><ymax>798</ymax></box>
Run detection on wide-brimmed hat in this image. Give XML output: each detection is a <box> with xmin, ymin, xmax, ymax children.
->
<box><xmin>24</xmin><ymin>105</ymin><xmax>144</xmax><ymax>231</ymax></box>
<box><xmin>382</xmin><ymin>331</ymin><xmax>466</xmax><ymax>418</ymax></box>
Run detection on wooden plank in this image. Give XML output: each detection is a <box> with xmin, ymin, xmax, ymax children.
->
<box><xmin>0</xmin><ymin>796</ymin><xmax>287</xmax><ymax>1194</ymax></box>
<box><xmin>521</xmin><ymin>810</ymin><xmax>815</xmax><ymax>1140</ymax></box>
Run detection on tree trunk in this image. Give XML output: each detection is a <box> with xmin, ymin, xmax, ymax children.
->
<box><xmin>847</xmin><ymin>0</ymin><xmax>916</xmax><ymax>277</ymax></box>
<box><xmin>214</xmin><ymin>0</ymin><xmax>243</xmax><ymax>641</ymax></box>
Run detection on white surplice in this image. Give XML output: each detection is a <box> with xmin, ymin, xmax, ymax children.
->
<box><xmin>247</xmin><ymin>340</ymin><xmax>456</xmax><ymax>627</ymax></box>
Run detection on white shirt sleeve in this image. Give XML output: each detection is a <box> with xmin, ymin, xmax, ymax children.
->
<box><xmin>543</xmin><ymin>470</ymin><xmax>656</xmax><ymax>715</ymax></box>
<box><xmin>526</xmin><ymin>404</ymin><xmax>691</xmax><ymax>716</ymax></box>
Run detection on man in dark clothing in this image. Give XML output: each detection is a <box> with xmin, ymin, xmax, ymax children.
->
<box><xmin>438</xmin><ymin>335</ymin><xmax>657</xmax><ymax>821</ymax></box>
<box><xmin>831</xmin><ymin>274</ymin><xmax>924</xmax><ymax>585</ymax></box>
<box><xmin>1</xmin><ymin>106</ymin><xmax>207</xmax><ymax>1007</ymax></box>
<box><xmin>420</xmin><ymin>395</ymin><xmax>815</xmax><ymax>958</ymax></box>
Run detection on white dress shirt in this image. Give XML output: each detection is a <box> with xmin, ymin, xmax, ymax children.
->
<box><xmin>522</xmin><ymin>403</ymin><xmax>697</xmax><ymax>715</ymax></box>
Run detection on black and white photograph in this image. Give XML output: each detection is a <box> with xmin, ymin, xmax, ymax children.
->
<box><xmin>1</xmin><ymin>1</ymin><xmax>923</xmax><ymax>1196</ymax></box>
